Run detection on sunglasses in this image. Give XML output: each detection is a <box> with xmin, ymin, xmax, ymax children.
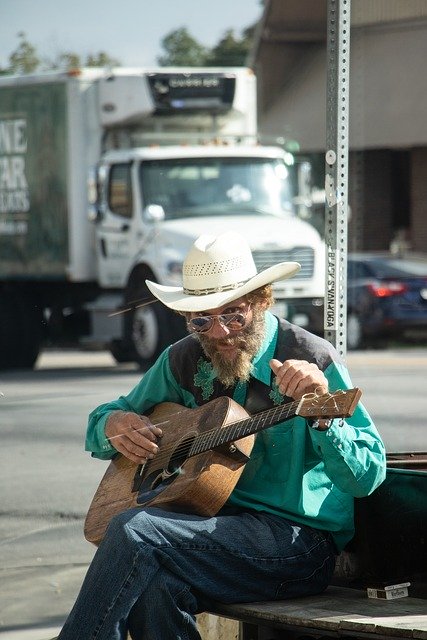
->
<box><xmin>187</xmin><ymin>305</ymin><xmax>251</xmax><ymax>334</ymax></box>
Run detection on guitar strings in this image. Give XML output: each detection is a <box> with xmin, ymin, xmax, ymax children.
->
<box><xmin>106</xmin><ymin>417</ymin><xmax>173</xmax><ymax>442</ymax></box>
<box><xmin>107</xmin><ymin>402</ymin><xmax>299</xmax><ymax>467</ymax></box>
<box><xmin>148</xmin><ymin>390</ymin><xmax>347</xmax><ymax>464</ymax></box>
<box><xmin>107</xmin><ymin>390</ymin><xmax>351</xmax><ymax>470</ymax></box>
<box><xmin>111</xmin><ymin>398</ymin><xmax>321</xmax><ymax>467</ymax></box>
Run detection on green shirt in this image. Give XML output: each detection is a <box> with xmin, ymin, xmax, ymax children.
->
<box><xmin>86</xmin><ymin>312</ymin><xmax>386</xmax><ymax>550</ymax></box>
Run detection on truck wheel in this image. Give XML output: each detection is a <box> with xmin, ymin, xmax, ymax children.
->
<box><xmin>0</xmin><ymin>294</ymin><xmax>43</xmax><ymax>369</ymax></box>
<box><xmin>123</xmin><ymin>283</ymin><xmax>178</xmax><ymax>370</ymax></box>
<box><xmin>109</xmin><ymin>339</ymin><xmax>134</xmax><ymax>364</ymax></box>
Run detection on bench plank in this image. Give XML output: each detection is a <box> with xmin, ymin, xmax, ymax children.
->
<box><xmin>208</xmin><ymin>586</ymin><xmax>427</xmax><ymax>639</ymax></box>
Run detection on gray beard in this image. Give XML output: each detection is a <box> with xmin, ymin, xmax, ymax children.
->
<box><xmin>197</xmin><ymin>307</ymin><xmax>266</xmax><ymax>388</ymax></box>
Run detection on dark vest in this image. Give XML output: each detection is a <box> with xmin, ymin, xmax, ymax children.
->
<box><xmin>168</xmin><ymin>317</ymin><xmax>342</xmax><ymax>411</ymax></box>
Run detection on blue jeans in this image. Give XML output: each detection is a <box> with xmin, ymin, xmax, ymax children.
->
<box><xmin>58</xmin><ymin>506</ymin><xmax>337</xmax><ymax>640</ymax></box>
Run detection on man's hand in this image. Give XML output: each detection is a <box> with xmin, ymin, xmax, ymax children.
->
<box><xmin>105</xmin><ymin>411</ymin><xmax>162</xmax><ymax>464</ymax></box>
<box><xmin>269</xmin><ymin>358</ymin><xmax>328</xmax><ymax>400</ymax></box>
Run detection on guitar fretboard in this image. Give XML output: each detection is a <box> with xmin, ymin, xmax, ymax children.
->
<box><xmin>189</xmin><ymin>400</ymin><xmax>300</xmax><ymax>457</ymax></box>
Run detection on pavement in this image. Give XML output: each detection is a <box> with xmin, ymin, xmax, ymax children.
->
<box><xmin>0</xmin><ymin>350</ymin><xmax>112</xmax><ymax>640</ymax></box>
<box><xmin>1</xmin><ymin>346</ymin><xmax>426</xmax><ymax>639</ymax></box>
<box><xmin>0</xmin><ymin>564</ymin><xmax>88</xmax><ymax>640</ymax></box>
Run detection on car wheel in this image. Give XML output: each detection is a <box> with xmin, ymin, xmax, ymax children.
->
<box><xmin>347</xmin><ymin>312</ymin><xmax>363</xmax><ymax>350</ymax></box>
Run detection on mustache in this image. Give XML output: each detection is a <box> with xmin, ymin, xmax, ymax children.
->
<box><xmin>199</xmin><ymin>309</ymin><xmax>265</xmax><ymax>355</ymax></box>
<box><xmin>205</xmin><ymin>328</ymin><xmax>253</xmax><ymax>352</ymax></box>
<box><xmin>216</xmin><ymin>336</ymin><xmax>243</xmax><ymax>346</ymax></box>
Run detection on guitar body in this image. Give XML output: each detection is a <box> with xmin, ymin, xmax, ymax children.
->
<box><xmin>84</xmin><ymin>396</ymin><xmax>254</xmax><ymax>545</ymax></box>
<box><xmin>84</xmin><ymin>387</ymin><xmax>361</xmax><ymax>546</ymax></box>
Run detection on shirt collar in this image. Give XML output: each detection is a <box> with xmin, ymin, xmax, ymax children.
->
<box><xmin>251</xmin><ymin>311</ymin><xmax>278</xmax><ymax>385</ymax></box>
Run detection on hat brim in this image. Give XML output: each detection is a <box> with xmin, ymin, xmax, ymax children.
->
<box><xmin>145</xmin><ymin>262</ymin><xmax>301</xmax><ymax>312</ymax></box>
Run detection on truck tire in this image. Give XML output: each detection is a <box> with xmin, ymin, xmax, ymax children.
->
<box><xmin>123</xmin><ymin>279</ymin><xmax>185</xmax><ymax>370</ymax></box>
<box><xmin>0</xmin><ymin>294</ymin><xmax>43</xmax><ymax>369</ymax></box>
<box><xmin>109</xmin><ymin>339</ymin><xmax>134</xmax><ymax>364</ymax></box>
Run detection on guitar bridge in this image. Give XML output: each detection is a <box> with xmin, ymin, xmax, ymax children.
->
<box><xmin>214</xmin><ymin>442</ymin><xmax>250</xmax><ymax>464</ymax></box>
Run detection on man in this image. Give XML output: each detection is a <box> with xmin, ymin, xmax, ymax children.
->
<box><xmin>58</xmin><ymin>231</ymin><xmax>386</xmax><ymax>640</ymax></box>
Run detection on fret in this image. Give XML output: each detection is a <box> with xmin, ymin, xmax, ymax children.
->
<box><xmin>182</xmin><ymin>388</ymin><xmax>360</xmax><ymax>460</ymax></box>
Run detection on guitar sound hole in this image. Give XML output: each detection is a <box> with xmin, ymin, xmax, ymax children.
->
<box><xmin>167</xmin><ymin>434</ymin><xmax>196</xmax><ymax>474</ymax></box>
<box><xmin>135</xmin><ymin>433</ymin><xmax>197</xmax><ymax>505</ymax></box>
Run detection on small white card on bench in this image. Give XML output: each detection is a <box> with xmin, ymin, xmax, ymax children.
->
<box><xmin>367</xmin><ymin>582</ymin><xmax>410</xmax><ymax>600</ymax></box>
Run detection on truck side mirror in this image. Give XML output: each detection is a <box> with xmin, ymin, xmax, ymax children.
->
<box><xmin>143</xmin><ymin>204</ymin><xmax>165</xmax><ymax>222</ymax></box>
<box><xmin>293</xmin><ymin>161</ymin><xmax>313</xmax><ymax>220</ymax></box>
<box><xmin>88</xmin><ymin>203</ymin><xmax>103</xmax><ymax>223</ymax></box>
<box><xmin>87</xmin><ymin>165</ymin><xmax>107</xmax><ymax>223</ymax></box>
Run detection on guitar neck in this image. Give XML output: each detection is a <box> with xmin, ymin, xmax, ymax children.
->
<box><xmin>190</xmin><ymin>400</ymin><xmax>300</xmax><ymax>458</ymax></box>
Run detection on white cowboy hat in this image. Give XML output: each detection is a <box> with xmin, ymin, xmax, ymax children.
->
<box><xmin>145</xmin><ymin>231</ymin><xmax>301</xmax><ymax>312</ymax></box>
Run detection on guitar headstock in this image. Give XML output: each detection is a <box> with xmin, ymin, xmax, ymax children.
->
<box><xmin>296</xmin><ymin>388</ymin><xmax>362</xmax><ymax>419</ymax></box>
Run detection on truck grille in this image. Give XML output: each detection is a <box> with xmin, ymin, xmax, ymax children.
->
<box><xmin>252</xmin><ymin>247</ymin><xmax>314</xmax><ymax>279</ymax></box>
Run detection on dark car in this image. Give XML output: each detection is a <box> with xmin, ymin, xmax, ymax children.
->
<box><xmin>347</xmin><ymin>252</ymin><xmax>427</xmax><ymax>349</ymax></box>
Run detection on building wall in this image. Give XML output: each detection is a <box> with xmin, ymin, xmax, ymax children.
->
<box><xmin>257</xmin><ymin>22</ymin><xmax>427</xmax><ymax>152</ymax></box>
<box><xmin>348</xmin><ymin>151</ymin><xmax>394</xmax><ymax>251</ymax></box>
<box><xmin>411</xmin><ymin>147</ymin><xmax>427</xmax><ymax>253</ymax></box>
<box><xmin>351</xmin><ymin>0</ymin><xmax>427</xmax><ymax>26</ymax></box>
<box><xmin>252</xmin><ymin>1</ymin><xmax>427</xmax><ymax>254</ymax></box>
<box><xmin>347</xmin><ymin>147</ymin><xmax>427</xmax><ymax>254</ymax></box>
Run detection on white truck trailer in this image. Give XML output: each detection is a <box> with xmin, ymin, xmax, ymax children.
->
<box><xmin>0</xmin><ymin>67</ymin><xmax>325</xmax><ymax>369</ymax></box>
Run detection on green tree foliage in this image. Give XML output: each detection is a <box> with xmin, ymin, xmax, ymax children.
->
<box><xmin>157</xmin><ymin>27</ymin><xmax>208</xmax><ymax>67</ymax></box>
<box><xmin>6</xmin><ymin>32</ymin><xmax>40</xmax><ymax>74</ymax></box>
<box><xmin>206</xmin><ymin>27</ymin><xmax>254</xmax><ymax>66</ymax></box>
<box><xmin>85</xmin><ymin>52</ymin><xmax>121</xmax><ymax>68</ymax></box>
<box><xmin>0</xmin><ymin>22</ymin><xmax>256</xmax><ymax>76</ymax></box>
<box><xmin>47</xmin><ymin>51</ymin><xmax>120</xmax><ymax>71</ymax></box>
<box><xmin>157</xmin><ymin>25</ymin><xmax>255</xmax><ymax>68</ymax></box>
<box><xmin>0</xmin><ymin>33</ymin><xmax>121</xmax><ymax>75</ymax></box>
<box><xmin>49</xmin><ymin>52</ymin><xmax>82</xmax><ymax>71</ymax></box>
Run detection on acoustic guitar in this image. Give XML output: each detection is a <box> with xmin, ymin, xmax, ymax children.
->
<box><xmin>84</xmin><ymin>388</ymin><xmax>361</xmax><ymax>545</ymax></box>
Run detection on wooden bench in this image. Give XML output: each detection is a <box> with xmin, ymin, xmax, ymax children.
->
<box><xmin>207</xmin><ymin>586</ymin><xmax>427</xmax><ymax>639</ymax></box>
<box><xmin>200</xmin><ymin>457</ymin><xmax>427</xmax><ymax>640</ymax></box>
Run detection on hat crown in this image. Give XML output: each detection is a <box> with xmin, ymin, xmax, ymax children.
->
<box><xmin>182</xmin><ymin>232</ymin><xmax>257</xmax><ymax>295</ymax></box>
<box><xmin>145</xmin><ymin>231</ymin><xmax>300</xmax><ymax>312</ymax></box>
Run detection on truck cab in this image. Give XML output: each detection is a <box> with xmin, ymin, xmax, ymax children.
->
<box><xmin>90</xmin><ymin>144</ymin><xmax>325</xmax><ymax>368</ymax></box>
<box><xmin>88</xmin><ymin>69</ymin><xmax>325</xmax><ymax>368</ymax></box>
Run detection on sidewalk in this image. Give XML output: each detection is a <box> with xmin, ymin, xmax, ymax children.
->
<box><xmin>0</xmin><ymin>565</ymin><xmax>237</xmax><ymax>640</ymax></box>
<box><xmin>1</xmin><ymin>349</ymin><xmax>118</xmax><ymax>640</ymax></box>
<box><xmin>2</xmin><ymin>346</ymin><xmax>426</xmax><ymax>639</ymax></box>
<box><xmin>0</xmin><ymin>564</ymin><xmax>88</xmax><ymax>640</ymax></box>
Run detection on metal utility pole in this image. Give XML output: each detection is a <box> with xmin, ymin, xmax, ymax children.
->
<box><xmin>324</xmin><ymin>0</ymin><xmax>351</xmax><ymax>357</ymax></box>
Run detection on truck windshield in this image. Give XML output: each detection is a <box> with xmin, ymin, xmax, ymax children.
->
<box><xmin>139</xmin><ymin>157</ymin><xmax>294</xmax><ymax>219</ymax></box>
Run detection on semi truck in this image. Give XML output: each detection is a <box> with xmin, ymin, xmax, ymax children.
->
<box><xmin>0</xmin><ymin>66</ymin><xmax>325</xmax><ymax>370</ymax></box>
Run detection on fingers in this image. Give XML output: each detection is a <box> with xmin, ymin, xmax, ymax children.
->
<box><xmin>115</xmin><ymin>433</ymin><xmax>156</xmax><ymax>464</ymax></box>
<box><xmin>269</xmin><ymin>358</ymin><xmax>282</xmax><ymax>375</ymax></box>
<box><xmin>269</xmin><ymin>358</ymin><xmax>328</xmax><ymax>400</ymax></box>
<box><xmin>105</xmin><ymin>411</ymin><xmax>162</xmax><ymax>463</ymax></box>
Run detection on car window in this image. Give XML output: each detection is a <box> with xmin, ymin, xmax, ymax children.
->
<box><xmin>369</xmin><ymin>259</ymin><xmax>427</xmax><ymax>278</ymax></box>
<box><xmin>348</xmin><ymin>262</ymin><xmax>371</xmax><ymax>279</ymax></box>
<box><xmin>383</xmin><ymin>259</ymin><xmax>427</xmax><ymax>276</ymax></box>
